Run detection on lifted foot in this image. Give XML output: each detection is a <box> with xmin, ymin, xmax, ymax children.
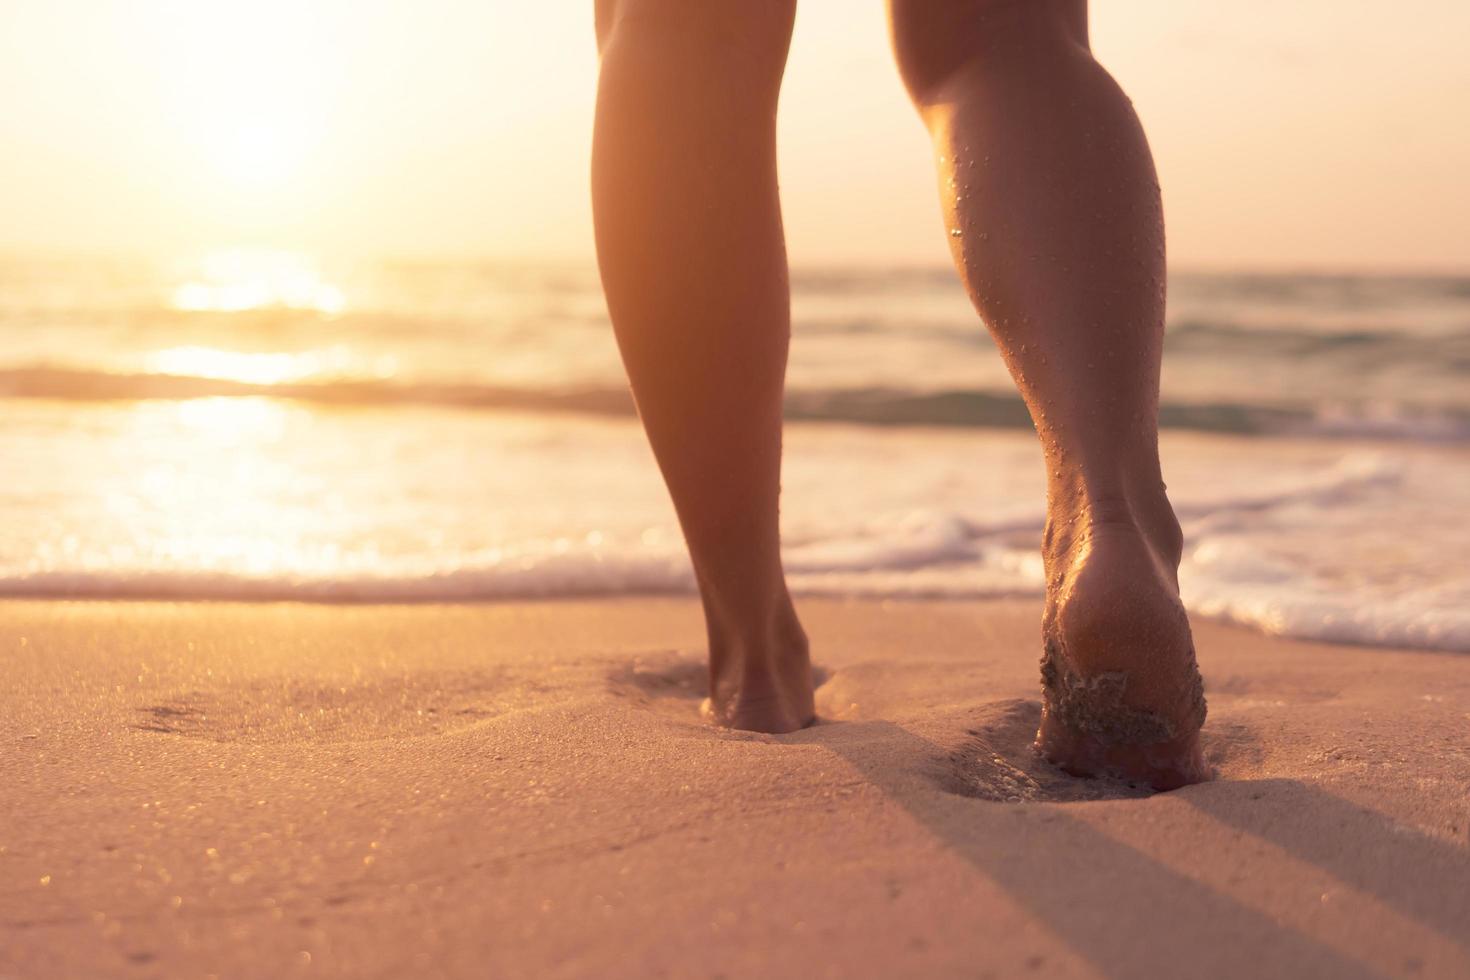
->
<box><xmin>1036</xmin><ymin>703</ymin><xmax>1208</xmax><ymax>791</ymax></box>
<box><xmin>1035</xmin><ymin>519</ymin><xmax>1210</xmax><ymax>791</ymax></box>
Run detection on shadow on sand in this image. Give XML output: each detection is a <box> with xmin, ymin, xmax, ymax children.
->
<box><xmin>794</xmin><ymin>717</ymin><xmax>1468</xmax><ymax>979</ymax></box>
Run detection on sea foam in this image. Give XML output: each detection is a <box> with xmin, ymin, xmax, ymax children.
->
<box><xmin>3</xmin><ymin>400</ymin><xmax>1465</xmax><ymax>653</ymax></box>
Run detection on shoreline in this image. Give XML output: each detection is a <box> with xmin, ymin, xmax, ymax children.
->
<box><xmin>0</xmin><ymin>586</ymin><xmax>1464</xmax><ymax>656</ymax></box>
<box><xmin>4</xmin><ymin>402</ymin><xmax>1468</xmax><ymax>656</ymax></box>
<box><xmin>4</xmin><ymin>597</ymin><xmax>1469</xmax><ymax>977</ymax></box>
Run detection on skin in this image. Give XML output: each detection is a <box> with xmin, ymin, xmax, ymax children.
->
<box><xmin>592</xmin><ymin>0</ymin><xmax>1207</xmax><ymax>786</ymax></box>
<box><xmin>593</xmin><ymin>0</ymin><xmax>812</xmax><ymax>733</ymax></box>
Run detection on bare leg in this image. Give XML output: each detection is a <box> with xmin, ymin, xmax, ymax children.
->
<box><xmin>891</xmin><ymin>0</ymin><xmax>1207</xmax><ymax>788</ymax></box>
<box><xmin>592</xmin><ymin>0</ymin><xmax>813</xmax><ymax>733</ymax></box>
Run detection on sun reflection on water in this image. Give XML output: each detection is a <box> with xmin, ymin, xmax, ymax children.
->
<box><xmin>144</xmin><ymin>344</ymin><xmax>399</xmax><ymax>386</ymax></box>
<box><xmin>147</xmin><ymin>346</ymin><xmax>322</xmax><ymax>385</ymax></box>
<box><xmin>170</xmin><ymin>396</ymin><xmax>290</xmax><ymax>441</ymax></box>
<box><xmin>169</xmin><ymin>248</ymin><xmax>346</xmax><ymax>314</ymax></box>
<box><xmin>116</xmin><ymin>397</ymin><xmax>314</xmax><ymax>575</ymax></box>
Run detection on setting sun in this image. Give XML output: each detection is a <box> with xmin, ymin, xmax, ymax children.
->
<box><xmin>145</xmin><ymin>0</ymin><xmax>339</xmax><ymax>212</ymax></box>
<box><xmin>202</xmin><ymin>121</ymin><xmax>306</xmax><ymax>188</ymax></box>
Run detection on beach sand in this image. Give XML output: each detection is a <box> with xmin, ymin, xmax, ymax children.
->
<box><xmin>3</xmin><ymin>598</ymin><xmax>1468</xmax><ymax>978</ymax></box>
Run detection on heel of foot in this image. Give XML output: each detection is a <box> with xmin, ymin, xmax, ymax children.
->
<box><xmin>1035</xmin><ymin>706</ymin><xmax>1209</xmax><ymax>791</ymax></box>
<box><xmin>1037</xmin><ymin>636</ymin><xmax>1209</xmax><ymax>791</ymax></box>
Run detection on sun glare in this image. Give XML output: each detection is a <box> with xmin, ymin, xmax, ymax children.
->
<box><xmin>170</xmin><ymin>248</ymin><xmax>346</xmax><ymax>314</ymax></box>
<box><xmin>152</xmin><ymin>2</ymin><xmax>336</xmax><ymax>198</ymax></box>
<box><xmin>145</xmin><ymin>340</ymin><xmax>388</xmax><ymax>387</ymax></box>
<box><xmin>204</xmin><ymin>121</ymin><xmax>304</xmax><ymax>188</ymax></box>
<box><xmin>146</xmin><ymin>347</ymin><xmax>323</xmax><ymax>386</ymax></box>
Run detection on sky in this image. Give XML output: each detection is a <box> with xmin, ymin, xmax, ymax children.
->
<box><xmin>1</xmin><ymin>0</ymin><xmax>1467</xmax><ymax>270</ymax></box>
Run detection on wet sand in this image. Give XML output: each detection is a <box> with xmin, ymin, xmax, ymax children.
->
<box><xmin>3</xmin><ymin>598</ymin><xmax>1468</xmax><ymax>978</ymax></box>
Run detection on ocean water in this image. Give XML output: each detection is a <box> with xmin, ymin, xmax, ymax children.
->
<box><xmin>3</xmin><ymin>251</ymin><xmax>1468</xmax><ymax>651</ymax></box>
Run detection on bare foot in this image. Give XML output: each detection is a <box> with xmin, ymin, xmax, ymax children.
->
<box><xmin>1034</xmin><ymin>503</ymin><xmax>1209</xmax><ymax>790</ymax></box>
<box><xmin>701</xmin><ymin>604</ymin><xmax>815</xmax><ymax>734</ymax></box>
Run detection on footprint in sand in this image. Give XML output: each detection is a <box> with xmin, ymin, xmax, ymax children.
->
<box><xmin>606</xmin><ymin>652</ymin><xmax>831</xmax><ymax>729</ymax></box>
<box><xmin>606</xmin><ymin>652</ymin><xmax>708</xmax><ymax>708</ymax></box>
<box><xmin>1202</xmin><ymin>720</ymin><xmax>1266</xmax><ymax>771</ymax></box>
<box><xmin>938</xmin><ymin>699</ymin><xmax>1155</xmax><ymax>803</ymax></box>
<box><xmin>132</xmin><ymin>670</ymin><xmax>515</xmax><ymax>744</ymax></box>
<box><xmin>938</xmin><ymin>699</ymin><xmax>1267</xmax><ymax>800</ymax></box>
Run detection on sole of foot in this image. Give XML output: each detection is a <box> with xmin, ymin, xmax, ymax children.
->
<box><xmin>1035</xmin><ymin>521</ymin><xmax>1210</xmax><ymax>792</ymax></box>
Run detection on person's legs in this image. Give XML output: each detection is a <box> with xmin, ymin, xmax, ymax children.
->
<box><xmin>890</xmin><ymin>0</ymin><xmax>1207</xmax><ymax>787</ymax></box>
<box><xmin>592</xmin><ymin>0</ymin><xmax>813</xmax><ymax>733</ymax></box>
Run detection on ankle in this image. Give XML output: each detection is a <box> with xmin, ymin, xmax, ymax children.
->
<box><xmin>1090</xmin><ymin>490</ymin><xmax>1182</xmax><ymax>568</ymax></box>
<box><xmin>1045</xmin><ymin>479</ymin><xmax>1183</xmax><ymax>572</ymax></box>
<box><xmin>704</xmin><ymin>592</ymin><xmax>807</xmax><ymax>671</ymax></box>
<box><xmin>701</xmin><ymin>594</ymin><xmax>815</xmax><ymax>734</ymax></box>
